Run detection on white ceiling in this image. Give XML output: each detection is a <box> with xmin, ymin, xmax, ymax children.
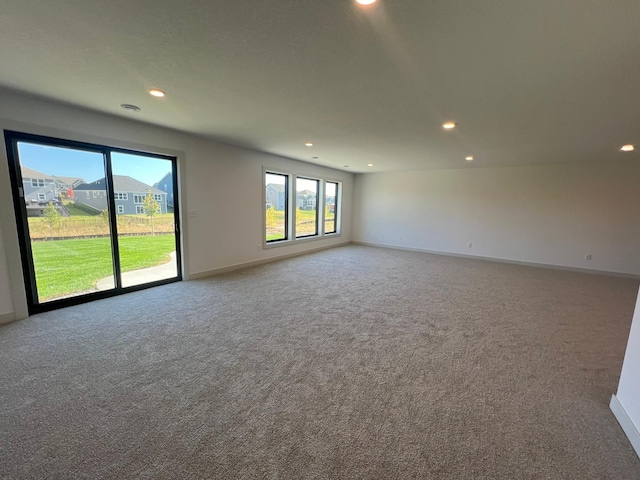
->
<box><xmin>0</xmin><ymin>0</ymin><xmax>638</xmax><ymax>173</ymax></box>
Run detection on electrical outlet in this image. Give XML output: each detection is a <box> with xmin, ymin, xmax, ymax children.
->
<box><xmin>467</xmin><ymin>242</ymin><xmax>473</xmax><ymax>248</ymax></box>
<box><xmin>585</xmin><ymin>254</ymin><xmax>592</xmax><ymax>260</ymax></box>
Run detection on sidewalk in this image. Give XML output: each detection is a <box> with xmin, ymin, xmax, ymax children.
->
<box><xmin>96</xmin><ymin>251</ymin><xmax>177</xmax><ymax>290</ymax></box>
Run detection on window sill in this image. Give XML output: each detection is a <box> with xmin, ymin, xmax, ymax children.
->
<box><xmin>264</xmin><ymin>232</ymin><xmax>341</xmax><ymax>250</ymax></box>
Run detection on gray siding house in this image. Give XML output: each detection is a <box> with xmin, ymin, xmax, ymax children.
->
<box><xmin>21</xmin><ymin>166</ymin><xmax>58</xmax><ymax>205</ymax></box>
<box><xmin>74</xmin><ymin>175</ymin><xmax>168</xmax><ymax>215</ymax></box>
<box><xmin>266</xmin><ymin>183</ymin><xmax>285</xmax><ymax>211</ymax></box>
<box><xmin>53</xmin><ymin>175</ymin><xmax>85</xmax><ymax>199</ymax></box>
<box><xmin>296</xmin><ymin>189</ymin><xmax>317</xmax><ymax>210</ymax></box>
<box><xmin>154</xmin><ymin>172</ymin><xmax>174</xmax><ymax>208</ymax></box>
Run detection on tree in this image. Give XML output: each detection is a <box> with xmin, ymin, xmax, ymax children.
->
<box><xmin>143</xmin><ymin>189</ymin><xmax>161</xmax><ymax>235</ymax></box>
<box><xmin>266</xmin><ymin>205</ymin><xmax>277</xmax><ymax>229</ymax></box>
<box><xmin>43</xmin><ymin>202</ymin><xmax>61</xmax><ymax>239</ymax></box>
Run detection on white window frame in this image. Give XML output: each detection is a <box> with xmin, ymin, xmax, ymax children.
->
<box><xmin>37</xmin><ymin>193</ymin><xmax>46</xmax><ymax>201</ymax></box>
<box><xmin>134</xmin><ymin>195</ymin><xmax>144</xmax><ymax>204</ymax></box>
<box><xmin>117</xmin><ymin>205</ymin><xmax>124</xmax><ymax>214</ymax></box>
<box><xmin>114</xmin><ymin>193</ymin><xmax>128</xmax><ymax>200</ymax></box>
<box><xmin>136</xmin><ymin>206</ymin><xmax>144</xmax><ymax>214</ymax></box>
<box><xmin>154</xmin><ymin>194</ymin><xmax>162</xmax><ymax>202</ymax></box>
<box><xmin>31</xmin><ymin>179</ymin><xmax>45</xmax><ymax>187</ymax></box>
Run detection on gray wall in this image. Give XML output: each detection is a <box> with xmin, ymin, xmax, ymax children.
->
<box><xmin>76</xmin><ymin>189</ymin><xmax>107</xmax><ymax>211</ymax></box>
<box><xmin>352</xmin><ymin>162</ymin><xmax>640</xmax><ymax>275</ymax></box>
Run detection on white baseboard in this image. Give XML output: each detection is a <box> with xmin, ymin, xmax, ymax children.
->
<box><xmin>0</xmin><ymin>311</ymin><xmax>16</xmax><ymax>326</ymax></box>
<box><xmin>188</xmin><ymin>241</ymin><xmax>350</xmax><ymax>280</ymax></box>
<box><xmin>352</xmin><ymin>241</ymin><xmax>640</xmax><ymax>279</ymax></box>
<box><xmin>610</xmin><ymin>395</ymin><xmax>640</xmax><ymax>458</ymax></box>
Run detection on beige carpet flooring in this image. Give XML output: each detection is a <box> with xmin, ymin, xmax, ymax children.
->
<box><xmin>1</xmin><ymin>245</ymin><xmax>639</xmax><ymax>479</ymax></box>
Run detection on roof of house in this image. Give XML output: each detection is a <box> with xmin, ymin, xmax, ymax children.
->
<box><xmin>21</xmin><ymin>166</ymin><xmax>53</xmax><ymax>180</ymax></box>
<box><xmin>155</xmin><ymin>172</ymin><xmax>172</xmax><ymax>184</ymax></box>
<box><xmin>266</xmin><ymin>183</ymin><xmax>285</xmax><ymax>193</ymax></box>
<box><xmin>53</xmin><ymin>175</ymin><xmax>85</xmax><ymax>186</ymax></box>
<box><xmin>74</xmin><ymin>175</ymin><xmax>165</xmax><ymax>195</ymax></box>
<box><xmin>297</xmin><ymin>190</ymin><xmax>315</xmax><ymax>196</ymax></box>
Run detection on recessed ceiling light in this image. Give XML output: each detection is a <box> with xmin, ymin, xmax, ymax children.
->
<box><xmin>120</xmin><ymin>104</ymin><xmax>141</xmax><ymax>112</ymax></box>
<box><xmin>148</xmin><ymin>88</ymin><xmax>165</xmax><ymax>98</ymax></box>
<box><xmin>465</xmin><ymin>156</ymin><xmax>474</xmax><ymax>161</ymax></box>
<box><xmin>442</xmin><ymin>121</ymin><xmax>456</xmax><ymax>129</ymax></box>
<box><xmin>367</xmin><ymin>163</ymin><xmax>374</xmax><ymax>167</ymax></box>
<box><xmin>344</xmin><ymin>165</ymin><xmax>349</xmax><ymax>168</ymax></box>
<box><xmin>305</xmin><ymin>142</ymin><xmax>314</xmax><ymax>147</ymax></box>
<box><xmin>312</xmin><ymin>156</ymin><xmax>319</xmax><ymax>159</ymax></box>
<box><xmin>356</xmin><ymin>0</ymin><xmax>377</xmax><ymax>5</ymax></box>
<box><xmin>620</xmin><ymin>144</ymin><xmax>635</xmax><ymax>152</ymax></box>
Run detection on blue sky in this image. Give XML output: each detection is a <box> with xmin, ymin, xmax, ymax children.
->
<box><xmin>17</xmin><ymin>142</ymin><xmax>171</xmax><ymax>186</ymax></box>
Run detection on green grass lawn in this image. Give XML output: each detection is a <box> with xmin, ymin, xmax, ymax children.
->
<box><xmin>64</xmin><ymin>204</ymin><xmax>99</xmax><ymax>216</ymax></box>
<box><xmin>31</xmin><ymin>235</ymin><xmax>176</xmax><ymax>301</ymax></box>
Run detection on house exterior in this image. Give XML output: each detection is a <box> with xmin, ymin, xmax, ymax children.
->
<box><xmin>74</xmin><ymin>175</ymin><xmax>168</xmax><ymax>215</ymax></box>
<box><xmin>53</xmin><ymin>175</ymin><xmax>85</xmax><ymax>199</ymax></box>
<box><xmin>296</xmin><ymin>189</ymin><xmax>317</xmax><ymax>210</ymax></box>
<box><xmin>21</xmin><ymin>166</ymin><xmax>58</xmax><ymax>205</ymax></box>
<box><xmin>265</xmin><ymin>183</ymin><xmax>318</xmax><ymax>210</ymax></box>
<box><xmin>154</xmin><ymin>172</ymin><xmax>174</xmax><ymax>208</ymax></box>
<box><xmin>326</xmin><ymin>195</ymin><xmax>336</xmax><ymax>213</ymax></box>
<box><xmin>266</xmin><ymin>183</ymin><xmax>285</xmax><ymax>211</ymax></box>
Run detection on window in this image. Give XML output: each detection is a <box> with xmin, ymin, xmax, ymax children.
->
<box><xmin>264</xmin><ymin>170</ymin><xmax>341</xmax><ymax>245</ymax></box>
<box><xmin>114</xmin><ymin>193</ymin><xmax>128</xmax><ymax>200</ymax></box>
<box><xmin>265</xmin><ymin>172</ymin><xmax>288</xmax><ymax>242</ymax></box>
<box><xmin>325</xmin><ymin>181</ymin><xmax>338</xmax><ymax>234</ymax></box>
<box><xmin>37</xmin><ymin>193</ymin><xmax>46</xmax><ymax>201</ymax></box>
<box><xmin>296</xmin><ymin>177</ymin><xmax>319</xmax><ymax>238</ymax></box>
<box><xmin>134</xmin><ymin>195</ymin><xmax>144</xmax><ymax>204</ymax></box>
<box><xmin>154</xmin><ymin>194</ymin><xmax>162</xmax><ymax>202</ymax></box>
<box><xmin>117</xmin><ymin>205</ymin><xmax>124</xmax><ymax>214</ymax></box>
<box><xmin>136</xmin><ymin>206</ymin><xmax>144</xmax><ymax>214</ymax></box>
<box><xmin>31</xmin><ymin>178</ymin><xmax>45</xmax><ymax>187</ymax></box>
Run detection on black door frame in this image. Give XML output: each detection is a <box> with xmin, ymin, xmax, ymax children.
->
<box><xmin>4</xmin><ymin>130</ymin><xmax>182</xmax><ymax>315</ymax></box>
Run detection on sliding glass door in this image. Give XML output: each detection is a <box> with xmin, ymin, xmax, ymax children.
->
<box><xmin>110</xmin><ymin>152</ymin><xmax>179</xmax><ymax>287</ymax></box>
<box><xmin>12</xmin><ymin>141</ymin><xmax>117</xmax><ymax>302</ymax></box>
<box><xmin>5</xmin><ymin>131</ymin><xmax>181</xmax><ymax>314</ymax></box>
